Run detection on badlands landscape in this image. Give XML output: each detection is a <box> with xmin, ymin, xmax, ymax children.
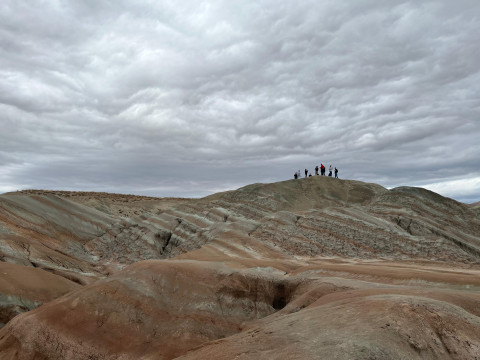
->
<box><xmin>0</xmin><ymin>176</ymin><xmax>479</xmax><ymax>359</ymax></box>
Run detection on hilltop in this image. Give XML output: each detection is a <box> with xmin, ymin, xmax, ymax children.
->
<box><xmin>0</xmin><ymin>176</ymin><xmax>479</xmax><ymax>359</ymax></box>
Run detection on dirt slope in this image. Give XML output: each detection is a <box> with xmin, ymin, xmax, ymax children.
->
<box><xmin>0</xmin><ymin>262</ymin><xmax>79</xmax><ymax>328</ymax></box>
<box><xmin>1</xmin><ymin>258</ymin><xmax>479</xmax><ymax>360</ymax></box>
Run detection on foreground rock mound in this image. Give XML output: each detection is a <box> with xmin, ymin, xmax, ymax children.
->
<box><xmin>1</xmin><ymin>258</ymin><xmax>480</xmax><ymax>359</ymax></box>
<box><xmin>178</xmin><ymin>284</ymin><xmax>480</xmax><ymax>360</ymax></box>
<box><xmin>0</xmin><ymin>177</ymin><xmax>479</xmax><ymax>359</ymax></box>
<box><xmin>0</xmin><ymin>260</ymin><xmax>290</xmax><ymax>359</ymax></box>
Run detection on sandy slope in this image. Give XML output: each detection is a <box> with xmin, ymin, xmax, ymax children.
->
<box><xmin>0</xmin><ymin>262</ymin><xmax>79</xmax><ymax>328</ymax></box>
<box><xmin>0</xmin><ymin>177</ymin><xmax>479</xmax><ymax>359</ymax></box>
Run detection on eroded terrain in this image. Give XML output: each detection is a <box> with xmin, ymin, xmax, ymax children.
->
<box><xmin>0</xmin><ymin>177</ymin><xmax>479</xmax><ymax>359</ymax></box>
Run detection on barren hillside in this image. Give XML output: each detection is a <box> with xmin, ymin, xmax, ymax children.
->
<box><xmin>0</xmin><ymin>177</ymin><xmax>479</xmax><ymax>359</ymax></box>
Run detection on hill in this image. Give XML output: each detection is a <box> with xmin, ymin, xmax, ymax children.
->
<box><xmin>0</xmin><ymin>177</ymin><xmax>479</xmax><ymax>359</ymax></box>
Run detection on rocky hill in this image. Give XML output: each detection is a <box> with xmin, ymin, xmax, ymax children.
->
<box><xmin>0</xmin><ymin>177</ymin><xmax>479</xmax><ymax>359</ymax></box>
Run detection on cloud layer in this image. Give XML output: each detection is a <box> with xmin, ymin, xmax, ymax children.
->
<box><xmin>1</xmin><ymin>1</ymin><xmax>480</xmax><ymax>201</ymax></box>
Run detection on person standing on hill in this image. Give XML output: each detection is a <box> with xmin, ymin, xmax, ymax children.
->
<box><xmin>328</xmin><ymin>165</ymin><xmax>333</xmax><ymax>177</ymax></box>
<box><xmin>320</xmin><ymin>164</ymin><xmax>325</xmax><ymax>176</ymax></box>
<box><xmin>305</xmin><ymin>169</ymin><xmax>308</xmax><ymax>178</ymax></box>
<box><xmin>315</xmin><ymin>165</ymin><xmax>319</xmax><ymax>175</ymax></box>
<box><xmin>335</xmin><ymin>167</ymin><xmax>338</xmax><ymax>178</ymax></box>
<box><xmin>294</xmin><ymin>172</ymin><xmax>298</xmax><ymax>179</ymax></box>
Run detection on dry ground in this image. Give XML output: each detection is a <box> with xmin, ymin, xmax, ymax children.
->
<box><xmin>0</xmin><ymin>177</ymin><xmax>479</xmax><ymax>359</ymax></box>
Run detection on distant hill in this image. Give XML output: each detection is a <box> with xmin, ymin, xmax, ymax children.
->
<box><xmin>8</xmin><ymin>189</ymin><xmax>190</xmax><ymax>217</ymax></box>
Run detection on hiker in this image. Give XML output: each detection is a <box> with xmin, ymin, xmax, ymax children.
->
<box><xmin>305</xmin><ymin>169</ymin><xmax>308</xmax><ymax>178</ymax></box>
<box><xmin>328</xmin><ymin>165</ymin><xmax>333</xmax><ymax>177</ymax></box>
<box><xmin>320</xmin><ymin>164</ymin><xmax>325</xmax><ymax>176</ymax></box>
<box><xmin>294</xmin><ymin>172</ymin><xmax>298</xmax><ymax>179</ymax></box>
<box><xmin>315</xmin><ymin>165</ymin><xmax>319</xmax><ymax>175</ymax></box>
<box><xmin>335</xmin><ymin>167</ymin><xmax>338</xmax><ymax>178</ymax></box>
<box><xmin>309</xmin><ymin>173</ymin><xmax>312</xmax><ymax>177</ymax></box>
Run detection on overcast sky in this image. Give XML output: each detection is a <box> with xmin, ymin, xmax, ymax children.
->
<box><xmin>1</xmin><ymin>1</ymin><xmax>479</xmax><ymax>202</ymax></box>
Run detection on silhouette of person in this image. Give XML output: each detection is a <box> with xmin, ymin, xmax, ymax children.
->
<box><xmin>294</xmin><ymin>172</ymin><xmax>298</xmax><ymax>179</ymax></box>
<box><xmin>328</xmin><ymin>165</ymin><xmax>333</xmax><ymax>177</ymax></box>
<box><xmin>305</xmin><ymin>169</ymin><xmax>308</xmax><ymax>178</ymax></box>
<box><xmin>315</xmin><ymin>165</ymin><xmax>319</xmax><ymax>175</ymax></box>
<box><xmin>320</xmin><ymin>164</ymin><xmax>325</xmax><ymax>176</ymax></box>
<box><xmin>335</xmin><ymin>167</ymin><xmax>338</xmax><ymax>178</ymax></box>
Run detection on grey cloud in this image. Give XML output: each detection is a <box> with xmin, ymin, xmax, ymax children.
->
<box><xmin>1</xmin><ymin>0</ymin><xmax>480</xmax><ymax>200</ymax></box>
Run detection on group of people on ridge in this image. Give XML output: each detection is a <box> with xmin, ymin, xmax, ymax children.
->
<box><xmin>294</xmin><ymin>164</ymin><xmax>338</xmax><ymax>179</ymax></box>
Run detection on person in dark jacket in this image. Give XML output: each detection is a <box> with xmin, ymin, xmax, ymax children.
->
<box><xmin>335</xmin><ymin>167</ymin><xmax>338</xmax><ymax>178</ymax></box>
